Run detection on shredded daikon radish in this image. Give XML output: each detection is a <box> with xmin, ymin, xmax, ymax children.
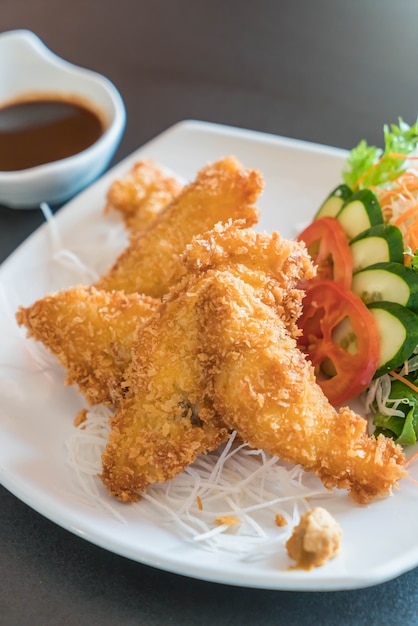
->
<box><xmin>40</xmin><ymin>202</ymin><xmax>102</xmax><ymax>284</ymax></box>
<box><xmin>66</xmin><ymin>406</ymin><xmax>331</xmax><ymax>557</ymax></box>
<box><xmin>65</xmin><ymin>406</ymin><xmax>126</xmax><ymax>523</ymax></box>
<box><xmin>40</xmin><ymin>202</ymin><xmax>62</xmax><ymax>250</ymax></box>
<box><xmin>364</xmin><ymin>375</ymin><xmax>406</xmax><ymax>419</ymax></box>
<box><xmin>39</xmin><ymin>202</ymin><xmax>127</xmax><ymax>286</ymax></box>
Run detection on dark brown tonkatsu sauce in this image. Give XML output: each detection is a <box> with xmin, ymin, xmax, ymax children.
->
<box><xmin>0</xmin><ymin>98</ymin><xmax>104</xmax><ymax>171</ymax></box>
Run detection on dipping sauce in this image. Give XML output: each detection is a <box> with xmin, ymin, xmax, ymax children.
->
<box><xmin>0</xmin><ymin>97</ymin><xmax>105</xmax><ymax>171</ymax></box>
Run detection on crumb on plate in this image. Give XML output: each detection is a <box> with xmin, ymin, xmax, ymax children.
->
<box><xmin>74</xmin><ymin>408</ymin><xmax>88</xmax><ymax>428</ymax></box>
<box><xmin>215</xmin><ymin>515</ymin><xmax>241</xmax><ymax>527</ymax></box>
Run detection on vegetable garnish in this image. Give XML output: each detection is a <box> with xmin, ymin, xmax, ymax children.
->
<box><xmin>343</xmin><ymin>118</ymin><xmax>418</xmax><ymax>190</ymax></box>
<box><xmin>297</xmin><ymin>117</ymin><xmax>418</xmax><ymax>447</ymax></box>
<box><xmin>372</xmin><ymin>371</ymin><xmax>418</xmax><ymax>446</ymax></box>
<box><xmin>297</xmin><ymin>281</ymin><xmax>380</xmax><ymax>406</ymax></box>
<box><xmin>390</xmin><ymin>369</ymin><xmax>418</xmax><ymax>391</ymax></box>
<box><xmin>296</xmin><ymin>217</ymin><xmax>352</xmax><ymax>290</ymax></box>
<box><xmin>405</xmin><ymin>449</ymin><xmax>418</xmax><ymax>469</ymax></box>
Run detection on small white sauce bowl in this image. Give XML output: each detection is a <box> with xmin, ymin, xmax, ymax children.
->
<box><xmin>0</xmin><ymin>30</ymin><xmax>126</xmax><ymax>208</ymax></box>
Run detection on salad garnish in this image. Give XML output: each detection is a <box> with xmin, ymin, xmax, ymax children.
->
<box><xmin>343</xmin><ymin>118</ymin><xmax>418</xmax><ymax>190</ymax></box>
<box><xmin>297</xmin><ymin>118</ymin><xmax>418</xmax><ymax>445</ymax></box>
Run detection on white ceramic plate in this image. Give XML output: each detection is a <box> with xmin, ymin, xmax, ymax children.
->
<box><xmin>1</xmin><ymin>120</ymin><xmax>417</xmax><ymax>591</ymax></box>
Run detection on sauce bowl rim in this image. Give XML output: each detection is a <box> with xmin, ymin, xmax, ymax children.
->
<box><xmin>0</xmin><ymin>29</ymin><xmax>126</xmax><ymax>206</ymax></box>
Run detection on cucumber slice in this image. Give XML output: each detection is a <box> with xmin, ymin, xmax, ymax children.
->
<box><xmin>349</xmin><ymin>224</ymin><xmax>404</xmax><ymax>273</ymax></box>
<box><xmin>368</xmin><ymin>301</ymin><xmax>418</xmax><ymax>377</ymax></box>
<box><xmin>314</xmin><ymin>184</ymin><xmax>353</xmax><ymax>219</ymax></box>
<box><xmin>336</xmin><ymin>189</ymin><xmax>383</xmax><ymax>241</ymax></box>
<box><xmin>352</xmin><ymin>261</ymin><xmax>418</xmax><ymax>312</ymax></box>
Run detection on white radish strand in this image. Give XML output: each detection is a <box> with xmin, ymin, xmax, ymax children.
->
<box><xmin>65</xmin><ymin>406</ymin><xmax>330</xmax><ymax>556</ymax></box>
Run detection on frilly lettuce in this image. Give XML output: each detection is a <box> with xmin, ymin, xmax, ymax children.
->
<box><xmin>343</xmin><ymin>118</ymin><xmax>418</xmax><ymax>190</ymax></box>
<box><xmin>373</xmin><ymin>374</ymin><xmax>418</xmax><ymax>446</ymax></box>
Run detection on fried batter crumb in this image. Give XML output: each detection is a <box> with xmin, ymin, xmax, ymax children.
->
<box><xmin>286</xmin><ymin>507</ymin><xmax>342</xmax><ymax>570</ymax></box>
<box><xmin>105</xmin><ymin>159</ymin><xmax>182</xmax><ymax>234</ymax></box>
<box><xmin>74</xmin><ymin>408</ymin><xmax>88</xmax><ymax>427</ymax></box>
<box><xmin>215</xmin><ymin>515</ymin><xmax>241</xmax><ymax>527</ymax></box>
<box><xmin>275</xmin><ymin>513</ymin><xmax>287</xmax><ymax>527</ymax></box>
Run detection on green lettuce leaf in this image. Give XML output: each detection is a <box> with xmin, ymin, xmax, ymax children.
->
<box><xmin>406</xmin><ymin>247</ymin><xmax>418</xmax><ymax>272</ymax></box>
<box><xmin>343</xmin><ymin>118</ymin><xmax>418</xmax><ymax>190</ymax></box>
<box><xmin>373</xmin><ymin>375</ymin><xmax>418</xmax><ymax>446</ymax></box>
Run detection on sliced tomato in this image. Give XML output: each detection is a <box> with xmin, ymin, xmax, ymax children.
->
<box><xmin>296</xmin><ymin>217</ymin><xmax>353</xmax><ymax>290</ymax></box>
<box><xmin>297</xmin><ymin>280</ymin><xmax>380</xmax><ymax>406</ymax></box>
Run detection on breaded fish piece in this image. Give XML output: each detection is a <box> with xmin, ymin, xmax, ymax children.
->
<box><xmin>100</xmin><ymin>276</ymin><xmax>230</xmax><ymax>502</ymax></box>
<box><xmin>95</xmin><ymin>157</ymin><xmax>262</xmax><ymax>297</ymax></box>
<box><xmin>105</xmin><ymin>159</ymin><xmax>182</xmax><ymax>234</ymax></box>
<box><xmin>196</xmin><ymin>272</ymin><xmax>406</xmax><ymax>504</ymax></box>
<box><xmin>182</xmin><ymin>219</ymin><xmax>315</xmax><ymax>337</ymax></box>
<box><xmin>16</xmin><ymin>286</ymin><xmax>158</xmax><ymax>406</ymax></box>
<box><xmin>100</xmin><ymin>224</ymin><xmax>315</xmax><ymax>501</ymax></box>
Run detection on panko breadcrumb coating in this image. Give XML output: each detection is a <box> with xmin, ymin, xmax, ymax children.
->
<box><xmin>181</xmin><ymin>219</ymin><xmax>315</xmax><ymax>337</ymax></box>
<box><xmin>16</xmin><ymin>286</ymin><xmax>158</xmax><ymax>406</ymax></box>
<box><xmin>196</xmin><ymin>272</ymin><xmax>406</xmax><ymax>504</ymax></box>
<box><xmin>100</xmin><ymin>274</ymin><xmax>231</xmax><ymax>501</ymax></box>
<box><xmin>95</xmin><ymin>157</ymin><xmax>262</xmax><ymax>297</ymax></box>
<box><xmin>105</xmin><ymin>159</ymin><xmax>182</xmax><ymax>234</ymax></box>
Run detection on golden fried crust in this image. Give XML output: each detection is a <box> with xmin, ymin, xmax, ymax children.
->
<box><xmin>100</xmin><ymin>277</ymin><xmax>230</xmax><ymax>502</ymax></box>
<box><xmin>95</xmin><ymin>157</ymin><xmax>262</xmax><ymax>297</ymax></box>
<box><xmin>195</xmin><ymin>272</ymin><xmax>406</xmax><ymax>504</ymax></box>
<box><xmin>105</xmin><ymin>159</ymin><xmax>182</xmax><ymax>234</ymax></box>
<box><xmin>181</xmin><ymin>220</ymin><xmax>315</xmax><ymax>337</ymax></box>
<box><xmin>16</xmin><ymin>287</ymin><xmax>158</xmax><ymax>406</ymax></box>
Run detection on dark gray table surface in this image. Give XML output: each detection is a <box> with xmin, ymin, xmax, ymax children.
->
<box><xmin>2</xmin><ymin>2</ymin><xmax>418</xmax><ymax>624</ymax></box>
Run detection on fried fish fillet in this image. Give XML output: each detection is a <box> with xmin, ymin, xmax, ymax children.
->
<box><xmin>181</xmin><ymin>219</ymin><xmax>315</xmax><ymax>336</ymax></box>
<box><xmin>100</xmin><ymin>276</ymin><xmax>230</xmax><ymax>502</ymax></box>
<box><xmin>100</xmin><ymin>222</ymin><xmax>316</xmax><ymax>501</ymax></box>
<box><xmin>105</xmin><ymin>159</ymin><xmax>182</xmax><ymax>234</ymax></box>
<box><xmin>16</xmin><ymin>286</ymin><xmax>158</xmax><ymax>406</ymax></box>
<box><xmin>195</xmin><ymin>272</ymin><xmax>406</xmax><ymax>504</ymax></box>
<box><xmin>96</xmin><ymin>157</ymin><xmax>262</xmax><ymax>297</ymax></box>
